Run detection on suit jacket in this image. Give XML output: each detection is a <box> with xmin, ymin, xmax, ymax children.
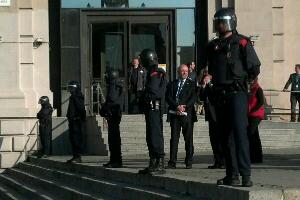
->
<box><xmin>284</xmin><ymin>73</ymin><xmax>300</xmax><ymax>92</ymax></box>
<box><xmin>199</xmin><ymin>85</ymin><xmax>217</xmax><ymax>122</ymax></box>
<box><xmin>166</xmin><ymin>78</ymin><xmax>197</xmax><ymax>122</ymax></box>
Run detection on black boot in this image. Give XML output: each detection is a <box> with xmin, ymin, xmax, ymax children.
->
<box><xmin>103</xmin><ymin>160</ymin><xmax>123</xmax><ymax>168</ymax></box>
<box><xmin>291</xmin><ymin>114</ymin><xmax>296</xmax><ymax>122</ymax></box>
<box><xmin>66</xmin><ymin>156</ymin><xmax>82</xmax><ymax>164</ymax></box>
<box><xmin>217</xmin><ymin>176</ymin><xmax>240</xmax><ymax>186</ymax></box>
<box><xmin>154</xmin><ymin>158</ymin><xmax>166</xmax><ymax>175</ymax></box>
<box><xmin>138</xmin><ymin>158</ymin><xmax>156</xmax><ymax>175</ymax></box>
<box><xmin>166</xmin><ymin>161</ymin><xmax>176</xmax><ymax>169</ymax></box>
<box><xmin>242</xmin><ymin>176</ymin><xmax>253</xmax><ymax>187</ymax></box>
<box><xmin>208</xmin><ymin>162</ymin><xmax>225</xmax><ymax>169</ymax></box>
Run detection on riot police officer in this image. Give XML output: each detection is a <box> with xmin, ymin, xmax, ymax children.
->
<box><xmin>138</xmin><ymin>49</ymin><xmax>167</xmax><ymax>175</ymax></box>
<box><xmin>100</xmin><ymin>69</ymin><xmax>124</xmax><ymax>168</ymax></box>
<box><xmin>66</xmin><ymin>81</ymin><xmax>86</xmax><ymax>163</ymax></box>
<box><xmin>204</xmin><ymin>8</ymin><xmax>261</xmax><ymax>187</ymax></box>
<box><xmin>37</xmin><ymin>96</ymin><xmax>53</xmax><ymax>158</ymax></box>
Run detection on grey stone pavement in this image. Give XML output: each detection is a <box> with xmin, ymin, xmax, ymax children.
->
<box><xmin>47</xmin><ymin>148</ymin><xmax>300</xmax><ymax>190</ymax></box>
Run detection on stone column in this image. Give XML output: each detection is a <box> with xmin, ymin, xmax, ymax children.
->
<box><xmin>0</xmin><ymin>0</ymin><xmax>52</xmax><ymax>117</ymax></box>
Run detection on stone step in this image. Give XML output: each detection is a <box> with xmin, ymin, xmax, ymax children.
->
<box><xmin>16</xmin><ymin>161</ymin><xmax>194</xmax><ymax>200</ymax></box>
<box><xmin>0</xmin><ymin>181</ymin><xmax>26</xmax><ymax>200</ymax></box>
<box><xmin>27</xmin><ymin>157</ymin><xmax>288</xmax><ymax>200</ymax></box>
<box><xmin>4</xmin><ymin>168</ymin><xmax>106</xmax><ymax>200</ymax></box>
<box><xmin>0</xmin><ymin>173</ymin><xmax>52</xmax><ymax>200</ymax></box>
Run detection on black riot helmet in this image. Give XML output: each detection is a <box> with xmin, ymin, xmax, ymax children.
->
<box><xmin>67</xmin><ymin>80</ymin><xmax>80</xmax><ymax>93</ymax></box>
<box><xmin>213</xmin><ymin>8</ymin><xmax>237</xmax><ymax>34</ymax></box>
<box><xmin>38</xmin><ymin>96</ymin><xmax>50</xmax><ymax>105</ymax></box>
<box><xmin>139</xmin><ymin>49</ymin><xmax>158</xmax><ymax>71</ymax></box>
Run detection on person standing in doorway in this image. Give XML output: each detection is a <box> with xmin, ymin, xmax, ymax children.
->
<box><xmin>128</xmin><ymin>58</ymin><xmax>147</xmax><ymax>114</ymax></box>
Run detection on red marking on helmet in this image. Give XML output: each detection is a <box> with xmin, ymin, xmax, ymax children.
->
<box><xmin>239</xmin><ymin>38</ymin><xmax>248</xmax><ymax>48</ymax></box>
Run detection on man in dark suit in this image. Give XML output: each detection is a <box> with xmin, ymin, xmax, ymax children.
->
<box><xmin>283</xmin><ymin>64</ymin><xmax>300</xmax><ymax>122</ymax></box>
<box><xmin>166</xmin><ymin>64</ymin><xmax>197</xmax><ymax>169</ymax></box>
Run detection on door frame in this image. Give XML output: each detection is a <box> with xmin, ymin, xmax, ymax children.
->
<box><xmin>80</xmin><ymin>9</ymin><xmax>176</xmax><ymax>114</ymax></box>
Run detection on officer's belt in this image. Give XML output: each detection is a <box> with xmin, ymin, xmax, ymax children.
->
<box><xmin>148</xmin><ymin>100</ymin><xmax>161</xmax><ymax>110</ymax></box>
<box><xmin>214</xmin><ymin>81</ymin><xmax>246</xmax><ymax>94</ymax></box>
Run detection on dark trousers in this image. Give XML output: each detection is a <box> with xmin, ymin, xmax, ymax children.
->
<box><xmin>129</xmin><ymin>91</ymin><xmax>143</xmax><ymax>114</ymax></box>
<box><xmin>290</xmin><ymin>94</ymin><xmax>300</xmax><ymax>121</ymax></box>
<box><xmin>216</xmin><ymin>92</ymin><xmax>251</xmax><ymax>177</ymax></box>
<box><xmin>208</xmin><ymin>120</ymin><xmax>224</xmax><ymax>165</ymax></box>
<box><xmin>107</xmin><ymin>114</ymin><xmax>122</xmax><ymax>163</ymax></box>
<box><xmin>247</xmin><ymin>117</ymin><xmax>263</xmax><ymax>163</ymax></box>
<box><xmin>39</xmin><ymin>123</ymin><xmax>52</xmax><ymax>155</ymax></box>
<box><xmin>169</xmin><ymin>115</ymin><xmax>194</xmax><ymax>165</ymax></box>
<box><xmin>68</xmin><ymin>120</ymin><xmax>83</xmax><ymax>158</ymax></box>
<box><xmin>145</xmin><ymin>109</ymin><xmax>164</xmax><ymax>159</ymax></box>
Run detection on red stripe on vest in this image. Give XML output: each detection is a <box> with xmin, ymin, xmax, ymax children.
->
<box><xmin>239</xmin><ymin>38</ymin><xmax>248</xmax><ymax>48</ymax></box>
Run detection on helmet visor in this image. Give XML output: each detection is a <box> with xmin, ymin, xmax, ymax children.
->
<box><xmin>213</xmin><ymin>16</ymin><xmax>234</xmax><ymax>33</ymax></box>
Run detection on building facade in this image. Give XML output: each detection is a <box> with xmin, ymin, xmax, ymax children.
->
<box><xmin>0</xmin><ymin>0</ymin><xmax>299</xmax><ymax>167</ymax></box>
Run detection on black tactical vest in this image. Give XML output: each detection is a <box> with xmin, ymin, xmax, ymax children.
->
<box><xmin>208</xmin><ymin>34</ymin><xmax>248</xmax><ymax>85</ymax></box>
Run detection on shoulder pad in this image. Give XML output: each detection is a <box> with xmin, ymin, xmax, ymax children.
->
<box><xmin>237</xmin><ymin>34</ymin><xmax>250</xmax><ymax>48</ymax></box>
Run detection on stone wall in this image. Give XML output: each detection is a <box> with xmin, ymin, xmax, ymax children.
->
<box><xmin>0</xmin><ymin>0</ymin><xmax>52</xmax><ymax>117</ymax></box>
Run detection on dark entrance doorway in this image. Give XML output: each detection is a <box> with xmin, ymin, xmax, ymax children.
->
<box><xmin>80</xmin><ymin>10</ymin><xmax>175</xmax><ymax>115</ymax></box>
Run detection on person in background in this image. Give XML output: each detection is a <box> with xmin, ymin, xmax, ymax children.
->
<box><xmin>283</xmin><ymin>64</ymin><xmax>300</xmax><ymax>122</ymax></box>
<box><xmin>37</xmin><ymin>96</ymin><xmax>53</xmax><ymax>158</ymax></box>
<box><xmin>128</xmin><ymin>58</ymin><xmax>147</xmax><ymax>114</ymax></box>
<box><xmin>248</xmin><ymin>78</ymin><xmax>264</xmax><ymax>163</ymax></box>
<box><xmin>187</xmin><ymin>61</ymin><xmax>197</xmax><ymax>82</ymax></box>
<box><xmin>66</xmin><ymin>81</ymin><xmax>86</xmax><ymax>163</ymax></box>
<box><xmin>199</xmin><ymin>75</ymin><xmax>225</xmax><ymax>169</ymax></box>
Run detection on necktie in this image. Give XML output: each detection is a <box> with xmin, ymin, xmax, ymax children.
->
<box><xmin>176</xmin><ymin>80</ymin><xmax>184</xmax><ymax>98</ymax></box>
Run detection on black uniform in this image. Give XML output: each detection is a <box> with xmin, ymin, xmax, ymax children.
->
<box><xmin>206</xmin><ymin>33</ymin><xmax>260</xmax><ymax>184</ymax></box>
<box><xmin>100</xmin><ymin>74</ymin><xmax>124</xmax><ymax>167</ymax></box>
<box><xmin>144</xmin><ymin>69</ymin><xmax>167</xmax><ymax>160</ymax></box>
<box><xmin>67</xmin><ymin>90</ymin><xmax>86</xmax><ymax>159</ymax></box>
<box><xmin>37</xmin><ymin>102</ymin><xmax>53</xmax><ymax>156</ymax></box>
<box><xmin>138</xmin><ymin>48</ymin><xmax>167</xmax><ymax>175</ymax></box>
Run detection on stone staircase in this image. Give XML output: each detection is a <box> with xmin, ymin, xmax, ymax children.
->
<box><xmin>0</xmin><ymin>119</ymin><xmax>38</xmax><ymax>169</ymax></box>
<box><xmin>98</xmin><ymin>115</ymin><xmax>300</xmax><ymax>155</ymax></box>
<box><xmin>0</xmin><ymin>156</ymin><xmax>298</xmax><ymax>200</ymax></box>
<box><xmin>0</xmin><ymin>157</ymin><xmax>197</xmax><ymax>200</ymax></box>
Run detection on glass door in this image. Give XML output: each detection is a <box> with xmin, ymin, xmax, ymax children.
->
<box><xmin>90</xmin><ymin>22</ymin><xmax>127</xmax><ymax>113</ymax></box>
<box><xmin>88</xmin><ymin>15</ymin><xmax>170</xmax><ymax>114</ymax></box>
<box><xmin>129</xmin><ymin>16</ymin><xmax>169</xmax><ymax>75</ymax></box>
